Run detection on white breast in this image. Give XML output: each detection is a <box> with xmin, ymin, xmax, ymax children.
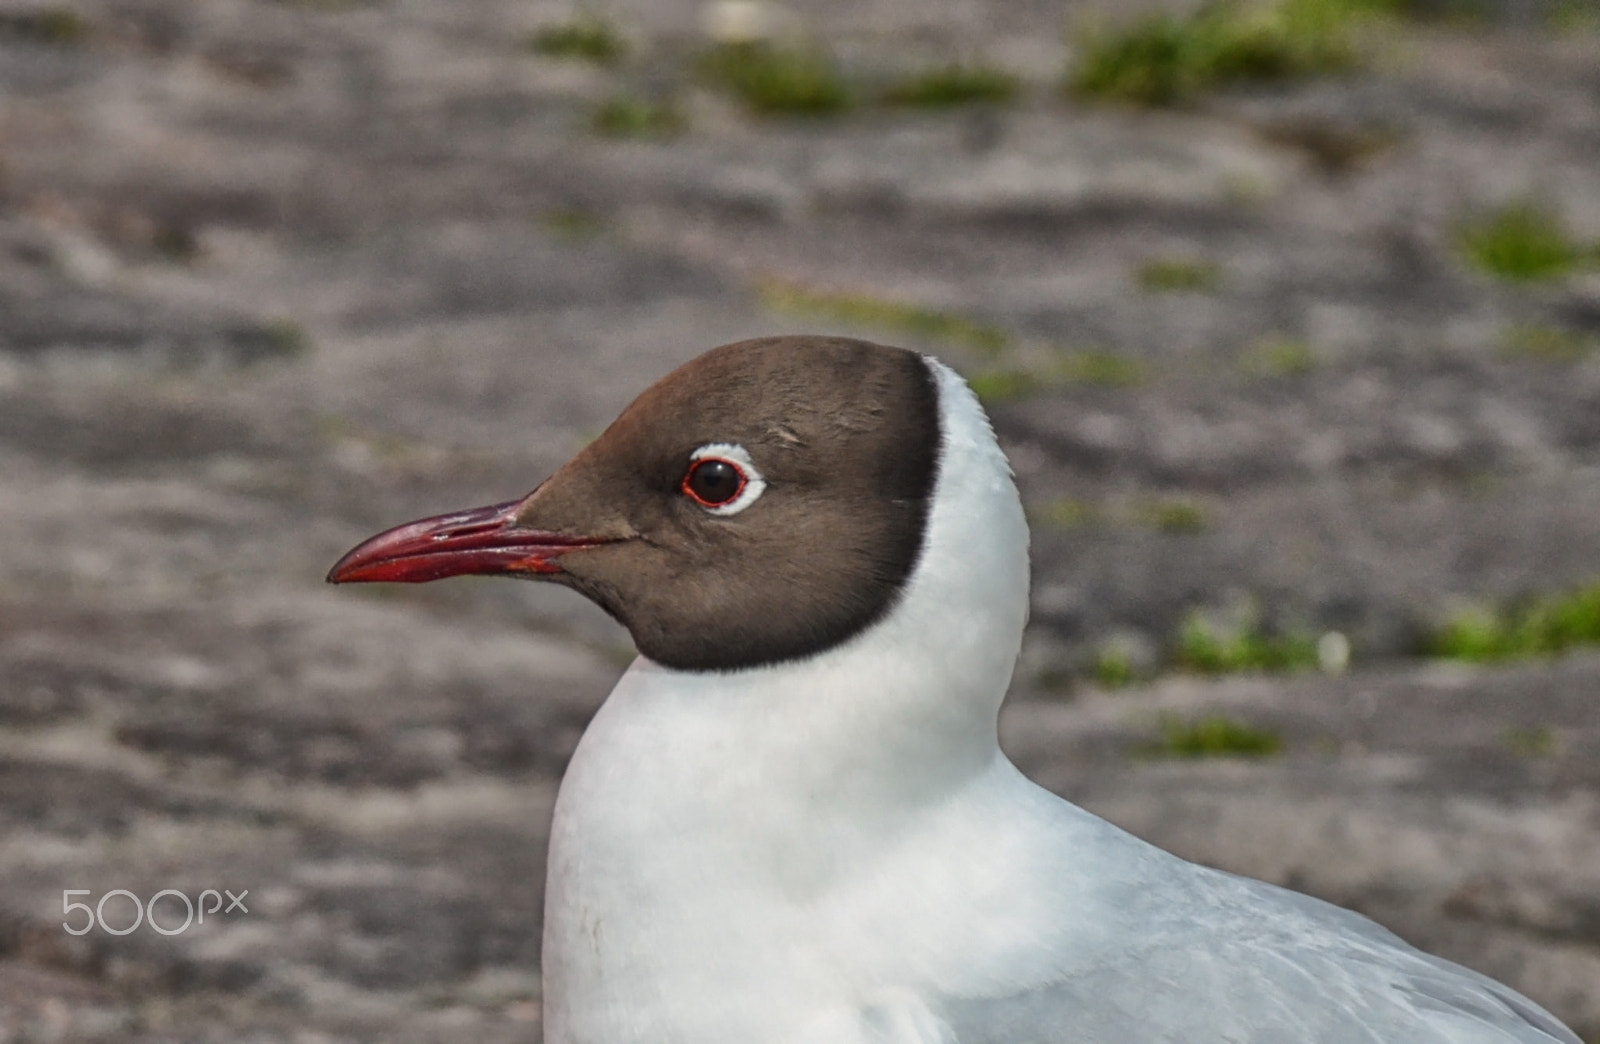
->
<box><xmin>536</xmin><ymin>359</ymin><xmax>1579</xmax><ymax>1044</ymax></box>
<box><xmin>540</xmin><ymin>359</ymin><xmax>1041</xmax><ymax>1043</ymax></box>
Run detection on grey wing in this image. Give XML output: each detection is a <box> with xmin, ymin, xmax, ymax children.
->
<box><xmin>1390</xmin><ymin>956</ymin><xmax>1580</xmax><ymax>1044</ymax></box>
<box><xmin>936</xmin><ymin>877</ymin><xmax>1579</xmax><ymax>1044</ymax></box>
<box><xmin>936</xmin><ymin>949</ymin><xmax>1578</xmax><ymax>1044</ymax></box>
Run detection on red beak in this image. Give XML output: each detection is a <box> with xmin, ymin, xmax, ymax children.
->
<box><xmin>326</xmin><ymin>499</ymin><xmax>609</xmax><ymax>584</ymax></box>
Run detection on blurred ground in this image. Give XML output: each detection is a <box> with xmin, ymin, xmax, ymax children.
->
<box><xmin>1</xmin><ymin>0</ymin><xmax>1599</xmax><ymax>1040</ymax></box>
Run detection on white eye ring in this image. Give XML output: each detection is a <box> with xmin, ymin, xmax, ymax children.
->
<box><xmin>684</xmin><ymin>443</ymin><xmax>767</xmax><ymax>516</ymax></box>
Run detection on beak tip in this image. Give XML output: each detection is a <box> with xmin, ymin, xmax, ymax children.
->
<box><xmin>323</xmin><ymin>499</ymin><xmax>603</xmax><ymax>587</ymax></box>
<box><xmin>324</xmin><ymin>552</ymin><xmax>361</xmax><ymax>585</ymax></box>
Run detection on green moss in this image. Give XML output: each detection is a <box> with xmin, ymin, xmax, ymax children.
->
<box><xmin>1141</xmin><ymin>498</ymin><xmax>1209</xmax><ymax>534</ymax></box>
<box><xmin>0</xmin><ymin>7</ymin><xmax>90</xmax><ymax>44</ymax></box>
<box><xmin>698</xmin><ymin>41</ymin><xmax>853</xmax><ymax>117</ymax></box>
<box><xmin>758</xmin><ymin>280</ymin><xmax>1010</xmax><ymax>354</ymax></box>
<box><xmin>881</xmin><ymin>62</ymin><xmax>1020</xmax><ymax>107</ymax></box>
<box><xmin>592</xmin><ymin>95</ymin><xmax>686</xmax><ymax>138</ymax></box>
<box><xmin>968</xmin><ymin>351</ymin><xmax>1145</xmax><ymax>405</ymax></box>
<box><xmin>1069</xmin><ymin>13</ymin><xmax>1201</xmax><ymax>105</ymax></box>
<box><xmin>1031</xmin><ymin>497</ymin><xmax>1102</xmax><ymax>530</ymax></box>
<box><xmin>1550</xmin><ymin>0</ymin><xmax>1600</xmax><ymax>32</ymax></box>
<box><xmin>1057</xmin><ymin>350</ymin><xmax>1147</xmax><ymax>386</ymax></box>
<box><xmin>1094</xmin><ymin>647</ymin><xmax>1137</xmax><ymax>689</ymax></box>
<box><xmin>1176</xmin><ymin>612</ymin><xmax>1320</xmax><ymax>674</ymax></box>
<box><xmin>1501</xmin><ymin>585</ymin><xmax>1600</xmax><ymax>655</ymax></box>
<box><xmin>1430</xmin><ymin>608</ymin><xmax>1506</xmax><ymax>662</ymax></box>
<box><xmin>1141</xmin><ymin>714</ymin><xmax>1284</xmax><ymax>758</ymax></box>
<box><xmin>1239</xmin><ymin>336</ymin><xmax>1315</xmax><ymax>376</ymax></box>
<box><xmin>527</xmin><ymin>16</ymin><xmax>627</xmax><ymax>65</ymax></box>
<box><xmin>1432</xmin><ymin>580</ymin><xmax>1600</xmax><ymax>662</ymax></box>
<box><xmin>758</xmin><ymin>281</ymin><xmax>1139</xmax><ymax>405</ymax></box>
<box><xmin>1456</xmin><ymin>203</ymin><xmax>1585</xmax><ymax>282</ymax></box>
<box><xmin>1068</xmin><ymin>0</ymin><xmax>1374</xmax><ymax>107</ymax></box>
<box><xmin>1503</xmin><ymin>725</ymin><xmax>1558</xmax><ymax>758</ymax></box>
<box><xmin>1138</xmin><ymin>257</ymin><xmax>1222</xmax><ymax>292</ymax></box>
<box><xmin>966</xmin><ymin>369</ymin><xmax>1039</xmax><ymax>405</ymax></box>
<box><xmin>1499</xmin><ymin>325</ymin><xmax>1600</xmax><ymax>362</ymax></box>
<box><xmin>543</xmin><ymin>208</ymin><xmax>606</xmax><ymax>240</ymax></box>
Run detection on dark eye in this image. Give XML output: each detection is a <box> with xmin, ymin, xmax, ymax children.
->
<box><xmin>682</xmin><ymin>458</ymin><xmax>746</xmax><ymax>507</ymax></box>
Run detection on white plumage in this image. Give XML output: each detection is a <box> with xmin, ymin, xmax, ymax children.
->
<box><xmin>540</xmin><ymin>360</ymin><xmax>1578</xmax><ymax>1044</ymax></box>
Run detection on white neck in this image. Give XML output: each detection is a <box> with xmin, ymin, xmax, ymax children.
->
<box><xmin>542</xmin><ymin>360</ymin><xmax>1031</xmax><ymax>1041</ymax></box>
<box><xmin>592</xmin><ymin>358</ymin><xmax>1027</xmax><ymax>819</ymax></box>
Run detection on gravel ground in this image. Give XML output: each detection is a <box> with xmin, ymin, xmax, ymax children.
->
<box><xmin>1</xmin><ymin>1</ymin><xmax>1598</xmax><ymax>1040</ymax></box>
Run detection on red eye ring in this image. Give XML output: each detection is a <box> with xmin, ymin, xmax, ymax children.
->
<box><xmin>681</xmin><ymin>457</ymin><xmax>747</xmax><ymax>508</ymax></box>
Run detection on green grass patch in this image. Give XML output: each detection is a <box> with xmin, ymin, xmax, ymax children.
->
<box><xmin>1067</xmin><ymin>0</ymin><xmax>1377</xmax><ymax>107</ymax></box>
<box><xmin>881</xmin><ymin>62</ymin><xmax>1021</xmax><ymax>107</ymax></box>
<box><xmin>1239</xmin><ymin>336</ymin><xmax>1315</xmax><ymax>376</ymax></box>
<box><xmin>1550</xmin><ymin>0</ymin><xmax>1600</xmax><ymax>32</ymax></box>
<box><xmin>1137</xmin><ymin>257</ymin><xmax>1222</xmax><ymax>292</ymax></box>
<box><xmin>592</xmin><ymin>95</ymin><xmax>686</xmax><ymax>138</ymax></box>
<box><xmin>1499</xmin><ymin>325</ymin><xmax>1600</xmax><ymax>362</ymax></box>
<box><xmin>757</xmin><ymin>279</ymin><xmax>1011</xmax><ymax>354</ymax></box>
<box><xmin>1503</xmin><ymin>725</ymin><xmax>1558</xmax><ymax>758</ymax></box>
<box><xmin>1140</xmin><ymin>498</ymin><xmax>1210</xmax><ymax>534</ymax></box>
<box><xmin>0</xmin><ymin>6</ymin><xmax>89</xmax><ymax>43</ymax></box>
<box><xmin>527</xmin><ymin>16</ymin><xmax>627</xmax><ymax>65</ymax></box>
<box><xmin>1030</xmin><ymin>497</ymin><xmax>1103</xmax><ymax>530</ymax></box>
<box><xmin>1057</xmin><ymin>350</ymin><xmax>1147</xmax><ymax>386</ymax></box>
<box><xmin>1456</xmin><ymin>202</ymin><xmax>1589</xmax><ymax>282</ymax></box>
<box><xmin>1176</xmin><ymin>611</ymin><xmax>1321</xmax><ymax>674</ymax></box>
<box><xmin>1095</xmin><ymin>647</ymin><xmax>1138</xmax><ymax>689</ymax></box>
<box><xmin>1141</xmin><ymin>714</ymin><xmax>1284</xmax><ymax>758</ymax></box>
<box><xmin>1431</xmin><ymin>607</ymin><xmax>1511</xmax><ymax>662</ymax></box>
<box><xmin>966</xmin><ymin>369</ymin><xmax>1039</xmax><ymax>405</ymax></box>
<box><xmin>1093</xmin><ymin>633</ymin><xmax>1156</xmax><ymax>690</ymax></box>
<box><xmin>758</xmin><ymin>280</ymin><xmax>1139</xmax><ymax>403</ymax></box>
<box><xmin>1432</xmin><ymin>580</ymin><xmax>1600</xmax><ymax>662</ymax></box>
<box><xmin>697</xmin><ymin>41</ymin><xmax>854</xmax><ymax>117</ymax></box>
<box><xmin>968</xmin><ymin>351</ymin><xmax>1145</xmax><ymax>405</ymax></box>
<box><xmin>543</xmin><ymin>208</ymin><xmax>607</xmax><ymax>240</ymax></box>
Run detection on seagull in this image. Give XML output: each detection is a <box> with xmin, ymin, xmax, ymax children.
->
<box><xmin>328</xmin><ymin>336</ymin><xmax>1580</xmax><ymax>1044</ymax></box>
